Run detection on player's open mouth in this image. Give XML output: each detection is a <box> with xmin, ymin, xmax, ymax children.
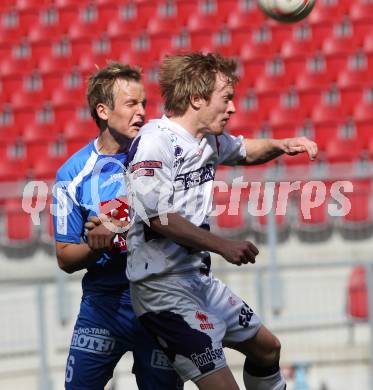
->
<box><xmin>131</xmin><ymin>121</ymin><xmax>144</xmax><ymax>130</ymax></box>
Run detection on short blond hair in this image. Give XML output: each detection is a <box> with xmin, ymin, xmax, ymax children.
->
<box><xmin>87</xmin><ymin>62</ymin><xmax>142</xmax><ymax>130</ymax></box>
<box><xmin>159</xmin><ymin>52</ymin><xmax>238</xmax><ymax>116</ymax></box>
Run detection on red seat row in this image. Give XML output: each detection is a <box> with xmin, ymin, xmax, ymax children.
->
<box><xmin>212</xmin><ymin>179</ymin><xmax>373</xmax><ymax>242</ymax></box>
<box><xmin>0</xmin><ymin>176</ymin><xmax>371</xmax><ymax>256</ymax></box>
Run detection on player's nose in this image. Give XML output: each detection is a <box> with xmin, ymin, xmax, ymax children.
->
<box><xmin>227</xmin><ymin>100</ymin><xmax>236</xmax><ymax>114</ymax></box>
<box><xmin>137</xmin><ymin>103</ymin><xmax>146</xmax><ymax>116</ymax></box>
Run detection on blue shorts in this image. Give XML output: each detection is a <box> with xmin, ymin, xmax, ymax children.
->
<box><xmin>64</xmin><ymin>290</ymin><xmax>183</xmax><ymax>390</ymax></box>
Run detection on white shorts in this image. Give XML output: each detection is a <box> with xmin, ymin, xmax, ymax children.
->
<box><xmin>130</xmin><ymin>271</ymin><xmax>262</xmax><ymax>383</ymax></box>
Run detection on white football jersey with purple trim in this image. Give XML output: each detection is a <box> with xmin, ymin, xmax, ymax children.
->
<box><xmin>125</xmin><ymin>115</ymin><xmax>246</xmax><ymax>282</ymax></box>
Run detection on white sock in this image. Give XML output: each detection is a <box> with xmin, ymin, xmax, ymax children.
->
<box><xmin>243</xmin><ymin>369</ymin><xmax>286</xmax><ymax>390</ymax></box>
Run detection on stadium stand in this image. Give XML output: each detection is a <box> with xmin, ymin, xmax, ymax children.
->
<box><xmin>0</xmin><ymin>0</ymin><xmax>373</xmax><ymax>253</ymax></box>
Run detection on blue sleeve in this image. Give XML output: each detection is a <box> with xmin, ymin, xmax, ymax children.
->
<box><xmin>53</xmin><ymin>170</ymin><xmax>84</xmax><ymax>244</ymax></box>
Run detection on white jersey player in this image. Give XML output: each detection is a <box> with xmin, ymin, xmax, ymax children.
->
<box><xmin>125</xmin><ymin>52</ymin><xmax>318</xmax><ymax>390</ymax></box>
<box><xmin>126</xmin><ymin>116</ymin><xmax>247</xmax><ymax>281</ymax></box>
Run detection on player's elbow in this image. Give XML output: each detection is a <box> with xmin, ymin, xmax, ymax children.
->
<box><xmin>57</xmin><ymin>256</ymin><xmax>75</xmax><ymax>274</ymax></box>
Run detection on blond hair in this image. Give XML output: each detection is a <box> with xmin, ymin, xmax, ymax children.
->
<box><xmin>87</xmin><ymin>62</ymin><xmax>142</xmax><ymax>130</ymax></box>
<box><xmin>159</xmin><ymin>52</ymin><xmax>238</xmax><ymax>116</ymax></box>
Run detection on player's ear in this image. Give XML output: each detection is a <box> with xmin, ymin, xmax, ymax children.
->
<box><xmin>96</xmin><ymin>103</ymin><xmax>109</xmax><ymax>121</ymax></box>
<box><xmin>190</xmin><ymin>94</ymin><xmax>203</xmax><ymax>110</ymax></box>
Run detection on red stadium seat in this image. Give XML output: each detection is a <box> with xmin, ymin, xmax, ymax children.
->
<box><xmin>325</xmin><ymin>138</ymin><xmax>363</xmax><ymax>164</ymax></box>
<box><xmin>42</xmin><ymin>74</ymin><xmax>63</xmax><ymax>93</ymax></box>
<box><xmin>149</xmin><ymin>35</ymin><xmax>172</xmax><ymax>60</ymax></box>
<box><xmin>10</xmin><ymin>89</ymin><xmax>49</xmax><ymax>110</ymax></box>
<box><xmin>295</xmin><ymin>180</ymin><xmax>333</xmax><ymax>242</ymax></box>
<box><xmin>1</xmin><ymin>197</ymin><xmax>38</xmax><ymax>257</ymax></box>
<box><xmin>187</xmin><ymin>30</ymin><xmax>213</xmax><ymax>53</ymax></box>
<box><xmin>269</xmin><ymin>104</ymin><xmax>307</xmax><ymax>129</ymax></box>
<box><xmin>23</xmin><ymin>123</ymin><xmax>61</xmax><ymax>165</ymax></box>
<box><xmin>302</xmin><ymin>23</ymin><xmax>333</xmax><ymax>48</ymax></box>
<box><xmin>240</xmin><ymin>39</ymin><xmax>280</xmax><ymax>62</ymax></box>
<box><xmin>0</xmin><ymin>159</ymin><xmax>28</xmax><ymax>182</ymax></box>
<box><xmin>28</xmin><ymin>22</ymin><xmax>66</xmax><ymax>43</ymax></box>
<box><xmin>147</xmin><ymin>1</ymin><xmax>196</xmax><ymax>34</ymax></box>
<box><xmin>366</xmin><ymin>138</ymin><xmax>373</xmax><ymax>161</ymax></box>
<box><xmin>271</xmin><ymin>125</ymin><xmax>298</xmax><ymax>140</ymax></box>
<box><xmin>1</xmin><ymin>75</ymin><xmax>23</xmax><ymax>101</ymax></box>
<box><xmin>308</xmin><ymin>1</ymin><xmax>349</xmax><ymax>25</ymax></box>
<box><xmin>250</xmin><ymin>182</ymin><xmax>291</xmax><ymax>244</ymax></box>
<box><xmin>311</xmin><ymin>101</ymin><xmax>351</xmax><ymax>126</ymax></box>
<box><xmin>38</xmin><ymin>54</ymin><xmax>75</xmax><ymax>75</ymax></box>
<box><xmin>297</xmin><ymin>90</ymin><xmax>322</xmax><ymax>113</ymax></box>
<box><xmin>226</xmin><ymin>110</ymin><xmax>265</xmax><ymax>135</ymax></box>
<box><xmin>63</xmin><ymin>120</ymin><xmax>97</xmax><ymax>155</ymax></box>
<box><xmin>95</xmin><ymin>3</ymin><xmax>119</xmax><ymax>25</ymax></box>
<box><xmin>268</xmin><ymin>23</ymin><xmax>293</xmax><ymax>45</ymax></box>
<box><xmin>295</xmin><ymin>70</ymin><xmax>335</xmax><ymax>92</ymax></box>
<box><xmin>16</xmin><ymin>0</ymin><xmax>50</xmax><ymax>10</ymax></box>
<box><xmin>106</xmin><ymin>1</ymin><xmax>156</xmax><ymax>36</ymax></box>
<box><xmin>337</xmin><ymin>68</ymin><xmax>372</xmax><ymax>90</ymax></box>
<box><xmin>187</xmin><ymin>14</ymin><xmax>220</xmax><ymax>34</ymax></box>
<box><xmin>0</xmin><ymin>129</ymin><xmax>20</xmax><ymax>159</ymax></box>
<box><xmin>31</xmin><ymin>40</ymin><xmax>57</xmax><ymax>61</ymax></box>
<box><xmin>255</xmin><ymin>72</ymin><xmax>293</xmax><ymax>95</ymax></box>
<box><xmin>193</xmin><ymin>0</ymin><xmax>234</xmax><ymax>25</ymax></box>
<box><xmin>54</xmin><ymin>0</ymin><xmax>84</xmax><ymax>8</ymax></box>
<box><xmin>339</xmin><ymin>180</ymin><xmax>373</xmax><ymax>240</ymax></box>
<box><xmin>312</xmin><ymin>124</ymin><xmax>339</xmax><ymax>151</ymax></box>
<box><xmin>212</xmin><ymin>186</ymin><xmax>248</xmax><ymax>237</ymax></box>
<box><xmin>283</xmin><ymin>150</ymin><xmax>313</xmax><ymax>166</ymax></box>
<box><xmin>350</xmin><ymin>2</ymin><xmax>373</xmax><ymax>23</ymax></box>
<box><xmin>68</xmin><ymin>20</ymin><xmax>107</xmax><ymax>41</ymax></box>
<box><xmin>323</xmin><ymin>54</ymin><xmax>348</xmax><ymax>80</ymax></box>
<box><xmin>0</xmin><ymin>56</ymin><xmax>37</xmax><ymax>77</ymax></box>
<box><xmin>281</xmin><ymin>38</ymin><xmax>319</xmax><ymax>59</ymax></box>
<box><xmin>0</xmin><ymin>25</ymin><xmax>27</xmax><ymax>46</ymax></box>
<box><xmin>51</xmin><ymin>86</ymin><xmax>86</xmax><ymax>108</ymax></box>
<box><xmin>347</xmin><ymin>266</ymin><xmax>368</xmax><ymax>320</ymax></box>
<box><xmin>78</xmin><ymin>52</ymin><xmax>114</xmax><ymax>73</ymax></box>
<box><xmin>354</xmin><ymin>100</ymin><xmax>373</xmax><ymax>124</ymax></box>
<box><xmin>147</xmin><ymin>17</ymin><xmax>182</xmax><ymax>36</ymax></box>
<box><xmin>32</xmin><ymin>156</ymin><xmax>66</xmax><ymax>180</ymax></box>
<box><xmin>340</xmin><ymin>88</ymin><xmax>363</xmax><ymax>108</ymax></box>
<box><xmin>322</xmin><ymin>36</ymin><xmax>361</xmax><ymax>57</ymax></box>
<box><xmin>363</xmin><ymin>33</ymin><xmax>373</xmax><ymax>55</ymax></box>
<box><xmin>227</xmin><ymin>6</ymin><xmax>265</xmax><ymax>30</ymax></box>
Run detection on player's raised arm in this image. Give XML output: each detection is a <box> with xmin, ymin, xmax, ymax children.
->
<box><xmin>241</xmin><ymin>136</ymin><xmax>318</xmax><ymax>165</ymax></box>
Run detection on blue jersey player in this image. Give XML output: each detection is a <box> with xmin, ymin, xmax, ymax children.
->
<box><xmin>53</xmin><ymin>62</ymin><xmax>182</xmax><ymax>390</ymax></box>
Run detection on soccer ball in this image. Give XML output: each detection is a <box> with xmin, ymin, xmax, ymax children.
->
<box><xmin>257</xmin><ymin>0</ymin><xmax>316</xmax><ymax>23</ymax></box>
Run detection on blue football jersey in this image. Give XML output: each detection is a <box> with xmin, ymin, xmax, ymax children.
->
<box><xmin>53</xmin><ymin>140</ymin><xmax>129</xmax><ymax>295</ymax></box>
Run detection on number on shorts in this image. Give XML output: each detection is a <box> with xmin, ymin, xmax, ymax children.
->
<box><xmin>65</xmin><ymin>355</ymin><xmax>75</xmax><ymax>383</ymax></box>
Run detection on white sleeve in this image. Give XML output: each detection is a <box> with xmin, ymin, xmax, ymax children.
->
<box><xmin>126</xmin><ymin>131</ymin><xmax>175</xmax><ymax>220</ymax></box>
<box><xmin>216</xmin><ymin>132</ymin><xmax>247</xmax><ymax>165</ymax></box>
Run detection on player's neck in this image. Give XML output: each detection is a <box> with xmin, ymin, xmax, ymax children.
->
<box><xmin>97</xmin><ymin>128</ymin><xmax>131</xmax><ymax>155</ymax></box>
<box><xmin>169</xmin><ymin>114</ymin><xmax>204</xmax><ymax>141</ymax></box>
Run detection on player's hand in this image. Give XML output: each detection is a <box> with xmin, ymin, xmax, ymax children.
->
<box><xmin>86</xmin><ymin>211</ymin><xmax>122</xmax><ymax>251</ymax></box>
<box><xmin>281</xmin><ymin>137</ymin><xmax>318</xmax><ymax>161</ymax></box>
<box><xmin>218</xmin><ymin>239</ymin><xmax>259</xmax><ymax>266</ymax></box>
<box><xmin>84</xmin><ymin>210</ymin><xmax>119</xmax><ymax>231</ymax></box>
